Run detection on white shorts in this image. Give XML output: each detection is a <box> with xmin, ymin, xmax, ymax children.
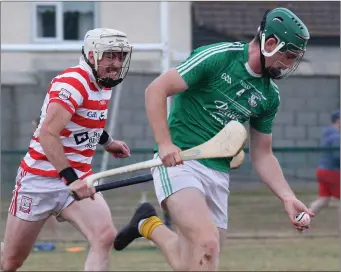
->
<box><xmin>151</xmin><ymin>154</ymin><xmax>230</xmax><ymax>229</ymax></box>
<box><xmin>9</xmin><ymin>167</ymin><xmax>94</xmax><ymax>222</ymax></box>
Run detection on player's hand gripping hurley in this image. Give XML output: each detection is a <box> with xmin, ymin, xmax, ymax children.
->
<box><xmin>85</xmin><ymin>121</ymin><xmax>247</xmax><ymax>188</ymax></box>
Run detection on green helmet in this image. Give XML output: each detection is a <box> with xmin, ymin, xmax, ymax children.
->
<box><xmin>259</xmin><ymin>8</ymin><xmax>310</xmax><ymax>79</ymax></box>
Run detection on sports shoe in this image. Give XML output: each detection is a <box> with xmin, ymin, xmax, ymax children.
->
<box><xmin>114</xmin><ymin>202</ymin><xmax>157</xmax><ymax>251</ymax></box>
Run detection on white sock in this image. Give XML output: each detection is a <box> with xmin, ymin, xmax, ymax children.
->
<box><xmin>138</xmin><ymin>219</ymin><xmax>147</xmax><ymax>235</ymax></box>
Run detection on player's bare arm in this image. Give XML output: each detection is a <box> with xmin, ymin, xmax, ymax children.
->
<box><xmin>39</xmin><ymin>103</ymin><xmax>73</xmax><ymax>172</ymax></box>
<box><xmin>249</xmin><ymin>127</ymin><xmax>314</xmax><ymax>230</ymax></box>
<box><xmin>145</xmin><ymin>68</ymin><xmax>188</xmax><ymax>166</ymax></box>
<box><xmin>249</xmin><ymin>127</ymin><xmax>295</xmax><ymax>201</ymax></box>
<box><xmin>39</xmin><ymin>102</ymin><xmax>95</xmax><ymax>199</ymax></box>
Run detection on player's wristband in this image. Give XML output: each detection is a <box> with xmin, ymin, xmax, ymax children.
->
<box><xmin>59</xmin><ymin>167</ymin><xmax>78</xmax><ymax>185</ymax></box>
<box><xmin>99</xmin><ymin>130</ymin><xmax>114</xmax><ymax>147</ymax></box>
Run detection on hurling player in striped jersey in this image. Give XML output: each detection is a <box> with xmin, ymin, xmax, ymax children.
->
<box><xmin>2</xmin><ymin>28</ymin><xmax>132</xmax><ymax>271</ymax></box>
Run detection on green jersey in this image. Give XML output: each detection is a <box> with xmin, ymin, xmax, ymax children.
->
<box><xmin>157</xmin><ymin>41</ymin><xmax>280</xmax><ymax>172</ymax></box>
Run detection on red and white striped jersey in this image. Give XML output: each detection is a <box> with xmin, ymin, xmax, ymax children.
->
<box><xmin>20</xmin><ymin>58</ymin><xmax>113</xmax><ymax>179</ymax></box>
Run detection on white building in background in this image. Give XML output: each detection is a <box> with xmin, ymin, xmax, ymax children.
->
<box><xmin>2</xmin><ymin>1</ymin><xmax>339</xmax><ymax>86</ymax></box>
<box><xmin>1</xmin><ymin>1</ymin><xmax>192</xmax><ymax>85</ymax></box>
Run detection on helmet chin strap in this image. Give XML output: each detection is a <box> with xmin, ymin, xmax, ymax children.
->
<box><xmin>81</xmin><ymin>47</ymin><xmax>123</xmax><ymax>88</ymax></box>
<box><xmin>258</xmin><ymin>10</ymin><xmax>286</xmax><ymax>80</ymax></box>
<box><xmin>259</xmin><ymin>40</ymin><xmax>268</xmax><ymax>78</ymax></box>
<box><xmin>259</xmin><ymin>9</ymin><xmax>270</xmax><ymax>78</ymax></box>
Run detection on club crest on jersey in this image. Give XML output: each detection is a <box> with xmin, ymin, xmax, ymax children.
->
<box><xmin>248</xmin><ymin>92</ymin><xmax>261</xmax><ymax>107</ymax></box>
<box><xmin>58</xmin><ymin>88</ymin><xmax>71</xmax><ymax>100</ymax></box>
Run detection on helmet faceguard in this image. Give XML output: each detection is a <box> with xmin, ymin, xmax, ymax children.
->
<box><xmin>258</xmin><ymin>8</ymin><xmax>309</xmax><ymax>79</ymax></box>
<box><xmin>266</xmin><ymin>44</ymin><xmax>305</xmax><ymax>79</ymax></box>
<box><xmin>82</xmin><ymin>28</ymin><xmax>133</xmax><ymax>88</ymax></box>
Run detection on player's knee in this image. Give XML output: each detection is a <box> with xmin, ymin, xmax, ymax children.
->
<box><xmin>88</xmin><ymin>225</ymin><xmax>116</xmax><ymax>250</ymax></box>
<box><xmin>187</xmin><ymin>228</ymin><xmax>220</xmax><ymax>260</ymax></box>
<box><xmin>186</xmin><ymin>223</ymin><xmax>219</xmax><ymax>245</ymax></box>
<box><xmin>175</xmin><ymin>234</ymin><xmax>220</xmax><ymax>271</ymax></box>
<box><xmin>198</xmin><ymin>233</ymin><xmax>220</xmax><ymax>259</ymax></box>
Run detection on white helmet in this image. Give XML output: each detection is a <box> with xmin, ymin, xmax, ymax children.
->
<box><xmin>82</xmin><ymin>28</ymin><xmax>132</xmax><ymax>88</ymax></box>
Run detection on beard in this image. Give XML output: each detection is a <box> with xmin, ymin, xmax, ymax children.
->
<box><xmin>263</xmin><ymin>66</ymin><xmax>282</xmax><ymax>79</ymax></box>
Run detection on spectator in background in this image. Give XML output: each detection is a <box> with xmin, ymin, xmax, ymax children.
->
<box><xmin>309</xmin><ymin>110</ymin><xmax>340</xmax><ymax>215</ymax></box>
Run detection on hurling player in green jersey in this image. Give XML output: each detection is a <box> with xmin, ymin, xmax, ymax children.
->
<box><xmin>114</xmin><ymin>7</ymin><xmax>315</xmax><ymax>271</ymax></box>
